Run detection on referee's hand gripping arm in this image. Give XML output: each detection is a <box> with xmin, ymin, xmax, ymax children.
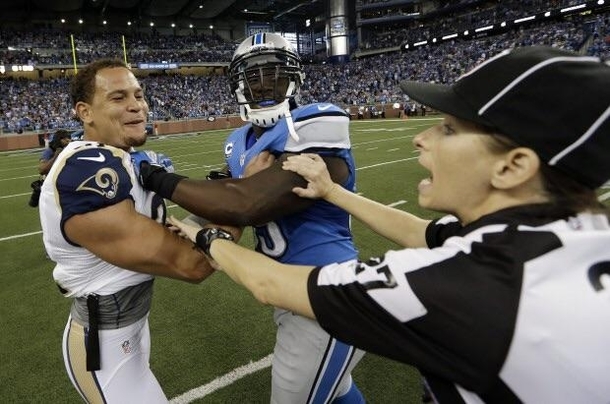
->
<box><xmin>282</xmin><ymin>153</ymin><xmax>431</xmax><ymax>248</ymax></box>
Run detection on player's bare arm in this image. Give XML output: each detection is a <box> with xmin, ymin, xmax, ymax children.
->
<box><xmin>148</xmin><ymin>153</ymin><xmax>350</xmax><ymax>226</ymax></box>
<box><xmin>64</xmin><ymin>199</ymin><xmax>214</xmax><ymax>283</ymax></box>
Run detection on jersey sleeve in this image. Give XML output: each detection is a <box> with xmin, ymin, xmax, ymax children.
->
<box><xmin>284</xmin><ymin>103</ymin><xmax>351</xmax><ymax>152</ymax></box>
<box><xmin>55</xmin><ymin>146</ymin><xmax>134</xmax><ymax>238</ymax></box>
<box><xmin>426</xmin><ymin>215</ymin><xmax>463</xmax><ymax>247</ymax></box>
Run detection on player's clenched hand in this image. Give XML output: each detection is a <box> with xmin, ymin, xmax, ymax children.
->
<box><xmin>244</xmin><ymin>150</ymin><xmax>275</xmax><ymax>177</ymax></box>
<box><xmin>167</xmin><ymin>215</ymin><xmax>201</xmax><ymax>242</ymax></box>
<box><xmin>282</xmin><ymin>153</ymin><xmax>337</xmax><ymax>199</ymax></box>
<box><xmin>130</xmin><ymin>150</ymin><xmax>175</xmax><ymax>189</ymax></box>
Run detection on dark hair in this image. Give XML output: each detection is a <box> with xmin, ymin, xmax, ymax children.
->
<box><xmin>49</xmin><ymin>129</ymin><xmax>71</xmax><ymax>151</ymax></box>
<box><xmin>484</xmin><ymin>131</ymin><xmax>608</xmax><ymax>216</ymax></box>
<box><xmin>69</xmin><ymin>59</ymin><xmax>128</xmax><ymax>107</ymax></box>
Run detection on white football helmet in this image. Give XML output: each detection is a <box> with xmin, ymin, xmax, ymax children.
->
<box><xmin>229</xmin><ymin>33</ymin><xmax>305</xmax><ymax>132</ymax></box>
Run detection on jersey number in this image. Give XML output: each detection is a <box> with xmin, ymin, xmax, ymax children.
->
<box><xmin>356</xmin><ymin>260</ymin><xmax>398</xmax><ymax>291</ymax></box>
<box><xmin>150</xmin><ymin>193</ymin><xmax>166</xmax><ymax>224</ymax></box>
<box><xmin>256</xmin><ymin>221</ymin><xmax>287</xmax><ymax>258</ymax></box>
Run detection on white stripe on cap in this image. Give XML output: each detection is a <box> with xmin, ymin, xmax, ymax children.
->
<box><xmin>549</xmin><ymin>104</ymin><xmax>610</xmax><ymax>165</ymax></box>
<box><xmin>478</xmin><ymin>56</ymin><xmax>601</xmax><ymax>116</ymax></box>
<box><xmin>458</xmin><ymin>48</ymin><xmax>511</xmax><ymax>80</ymax></box>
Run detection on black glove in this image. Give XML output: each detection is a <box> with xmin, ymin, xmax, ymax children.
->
<box><xmin>195</xmin><ymin>227</ymin><xmax>235</xmax><ymax>256</ymax></box>
<box><xmin>138</xmin><ymin>161</ymin><xmax>187</xmax><ymax>199</ymax></box>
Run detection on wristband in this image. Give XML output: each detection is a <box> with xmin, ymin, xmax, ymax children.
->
<box><xmin>144</xmin><ymin>168</ymin><xmax>187</xmax><ymax>199</ymax></box>
<box><xmin>195</xmin><ymin>227</ymin><xmax>234</xmax><ymax>256</ymax></box>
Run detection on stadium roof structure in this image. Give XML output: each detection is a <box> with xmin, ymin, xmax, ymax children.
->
<box><xmin>0</xmin><ymin>0</ymin><xmax>325</xmax><ymax>30</ymax></box>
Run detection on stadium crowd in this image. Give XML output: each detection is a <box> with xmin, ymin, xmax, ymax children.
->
<box><xmin>0</xmin><ymin>3</ymin><xmax>608</xmax><ymax>134</ymax></box>
<box><xmin>0</xmin><ymin>29</ymin><xmax>234</xmax><ymax>65</ymax></box>
<box><xmin>358</xmin><ymin>0</ymin><xmax>596</xmax><ymax>50</ymax></box>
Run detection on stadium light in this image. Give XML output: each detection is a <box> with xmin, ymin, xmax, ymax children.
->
<box><xmin>78</xmin><ymin>19</ymin><xmax>83</xmax><ymax>24</ymax></box>
<box><xmin>150</xmin><ymin>22</ymin><xmax>154</xmax><ymax>27</ymax></box>
<box><xmin>103</xmin><ymin>20</ymin><xmax>107</xmax><ymax>25</ymax></box>
<box><xmin>598</xmin><ymin>0</ymin><xmax>605</xmax><ymax>5</ymax></box>
<box><xmin>561</xmin><ymin>4</ymin><xmax>586</xmax><ymax>12</ymax></box>
<box><xmin>475</xmin><ymin>25</ymin><xmax>494</xmax><ymax>33</ymax></box>
<box><xmin>189</xmin><ymin>24</ymin><xmax>194</xmax><ymax>28</ymax></box>
<box><xmin>61</xmin><ymin>19</ymin><xmax>65</xmax><ymax>23</ymax></box>
<box><xmin>514</xmin><ymin>16</ymin><xmax>536</xmax><ymax>23</ymax></box>
<box><xmin>127</xmin><ymin>21</ymin><xmax>132</xmax><ymax>26</ymax></box>
<box><xmin>209</xmin><ymin>25</ymin><xmax>214</xmax><ymax>29</ymax></box>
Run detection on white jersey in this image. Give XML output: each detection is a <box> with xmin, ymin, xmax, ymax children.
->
<box><xmin>39</xmin><ymin>141</ymin><xmax>164</xmax><ymax>298</ymax></box>
<box><xmin>308</xmin><ymin>204</ymin><xmax>610</xmax><ymax>403</ymax></box>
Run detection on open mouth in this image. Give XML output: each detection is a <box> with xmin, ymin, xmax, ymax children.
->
<box><xmin>418</xmin><ymin>158</ymin><xmax>433</xmax><ymax>190</ymax></box>
<box><xmin>124</xmin><ymin>119</ymin><xmax>144</xmax><ymax>125</ymax></box>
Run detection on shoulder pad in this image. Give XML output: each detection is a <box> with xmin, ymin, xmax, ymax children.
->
<box><xmin>286</xmin><ymin>103</ymin><xmax>350</xmax><ymax>152</ymax></box>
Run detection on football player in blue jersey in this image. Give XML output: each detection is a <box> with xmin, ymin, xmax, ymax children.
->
<box><xmin>137</xmin><ymin>33</ymin><xmax>365</xmax><ymax>403</ymax></box>
<box><xmin>39</xmin><ymin>58</ymin><xmax>215</xmax><ymax>403</ymax></box>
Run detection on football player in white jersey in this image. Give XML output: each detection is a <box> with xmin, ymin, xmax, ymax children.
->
<box><xmin>39</xmin><ymin>59</ymin><xmax>215</xmax><ymax>403</ymax></box>
<box><xmin>170</xmin><ymin>46</ymin><xmax>610</xmax><ymax>403</ymax></box>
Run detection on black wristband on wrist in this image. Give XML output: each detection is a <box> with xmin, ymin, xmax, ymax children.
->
<box><xmin>144</xmin><ymin>168</ymin><xmax>187</xmax><ymax>199</ymax></box>
<box><xmin>195</xmin><ymin>227</ymin><xmax>235</xmax><ymax>256</ymax></box>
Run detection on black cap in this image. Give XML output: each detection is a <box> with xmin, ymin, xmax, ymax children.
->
<box><xmin>400</xmin><ymin>46</ymin><xmax>610</xmax><ymax>189</ymax></box>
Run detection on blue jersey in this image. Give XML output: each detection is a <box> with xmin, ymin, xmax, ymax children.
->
<box><xmin>224</xmin><ymin>103</ymin><xmax>358</xmax><ymax>266</ymax></box>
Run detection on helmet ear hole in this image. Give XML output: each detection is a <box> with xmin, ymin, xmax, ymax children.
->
<box><xmin>229</xmin><ymin>33</ymin><xmax>303</xmax><ymax>127</ymax></box>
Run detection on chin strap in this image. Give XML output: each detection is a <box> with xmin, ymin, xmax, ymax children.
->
<box><xmin>235</xmin><ymin>81</ymin><xmax>300</xmax><ymax>142</ymax></box>
<box><xmin>284</xmin><ymin>109</ymin><xmax>299</xmax><ymax>142</ymax></box>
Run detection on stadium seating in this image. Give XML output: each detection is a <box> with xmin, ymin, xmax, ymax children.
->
<box><xmin>0</xmin><ymin>1</ymin><xmax>608</xmax><ymax>135</ymax></box>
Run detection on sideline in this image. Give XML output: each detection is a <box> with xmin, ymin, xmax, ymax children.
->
<box><xmin>169</xmin><ymin>354</ymin><xmax>273</xmax><ymax>403</ymax></box>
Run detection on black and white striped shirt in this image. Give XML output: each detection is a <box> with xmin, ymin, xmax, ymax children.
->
<box><xmin>308</xmin><ymin>204</ymin><xmax>610</xmax><ymax>403</ymax></box>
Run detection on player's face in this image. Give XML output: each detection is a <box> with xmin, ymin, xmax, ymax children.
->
<box><xmin>245</xmin><ymin>67</ymin><xmax>289</xmax><ymax>109</ymax></box>
<box><xmin>83</xmin><ymin>67</ymin><xmax>149</xmax><ymax>149</ymax></box>
<box><xmin>413</xmin><ymin>115</ymin><xmax>501</xmax><ymax>224</ymax></box>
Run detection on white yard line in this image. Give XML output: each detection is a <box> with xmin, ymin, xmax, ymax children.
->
<box><xmin>169</xmin><ymin>354</ymin><xmax>273</xmax><ymax>403</ymax></box>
